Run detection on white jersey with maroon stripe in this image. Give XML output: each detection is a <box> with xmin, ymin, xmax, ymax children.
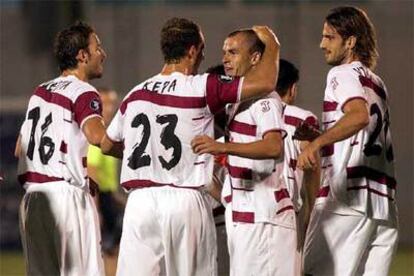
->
<box><xmin>282</xmin><ymin>104</ymin><xmax>319</xmax><ymax>211</ymax></box>
<box><xmin>107</xmin><ymin>72</ymin><xmax>242</xmax><ymax>191</ymax></box>
<box><xmin>224</xmin><ymin>92</ymin><xmax>295</xmax><ymax>228</ymax></box>
<box><xmin>318</xmin><ymin>61</ymin><xmax>397</xmax><ymax>222</ymax></box>
<box><xmin>17</xmin><ymin>75</ymin><xmax>102</xmax><ymax>191</ymax></box>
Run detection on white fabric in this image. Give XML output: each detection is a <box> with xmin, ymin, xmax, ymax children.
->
<box><xmin>319</xmin><ymin>61</ymin><xmax>397</xmax><ymax>222</ymax></box>
<box><xmin>225</xmin><ymin>203</ymin><xmax>300</xmax><ymax>276</ymax></box>
<box><xmin>282</xmin><ymin>104</ymin><xmax>319</xmax><ymax>212</ymax></box>
<box><xmin>17</xmin><ymin>75</ymin><xmax>102</xmax><ymax>191</ymax></box>
<box><xmin>116</xmin><ymin>186</ymin><xmax>217</xmax><ymax>276</ymax></box>
<box><xmin>304</xmin><ymin>204</ymin><xmax>398</xmax><ymax>276</ymax></box>
<box><xmin>19</xmin><ymin>181</ymin><xmax>104</xmax><ymax>276</ymax></box>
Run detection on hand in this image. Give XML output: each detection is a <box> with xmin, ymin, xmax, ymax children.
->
<box><xmin>293</xmin><ymin>121</ymin><xmax>321</xmax><ymax>141</ymax></box>
<box><xmin>191</xmin><ymin>135</ymin><xmax>225</xmax><ymax>155</ymax></box>
<box><xmin>297</xmin><ymin>141</ymin><xmax>320</xmax><ymax>171</ymax></box>
<box><xmin>252</xmin><ymin>25</ymin><xmax>280</xmax><ymax>47</ymax></box>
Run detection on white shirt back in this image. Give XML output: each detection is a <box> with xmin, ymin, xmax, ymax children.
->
<box><xmin>17</xmin><ymin>75</ymin><xmax>102</xmax><ymax>191</ymax></box>
<box><xmin>319</xmin><ymin>61</ymin><xmax>397</xmax><ymax>222</ymax></box>
<box><xmin>107</xmin><ymin>72</ymin><xmax>242</xmax><ymax>190</ymax></box>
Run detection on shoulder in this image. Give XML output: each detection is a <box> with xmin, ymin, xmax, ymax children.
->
<box><xmin>285</xmin><ymin>105</ymin><xmax>317</xmax><ymax>120</ymax></box>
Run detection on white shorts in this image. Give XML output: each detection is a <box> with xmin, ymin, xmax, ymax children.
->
<box><xmin>225</xmin><ymin>204</ymin><xmax>300</xmax><ymax>276</ymax></box>
<box><xmin>304</xmin><ymin>204</ymin><xmax>398</xmax><ymax>276</ymax></box>
<box><xmin>116</xmin><ymin>186</ymin><xmax>217</xmax><ymax>276</ymax></box>
<box><xmin>19</xmin><ymin>181</ymin><xmax>104</xmax><ymax>276</ymax></box>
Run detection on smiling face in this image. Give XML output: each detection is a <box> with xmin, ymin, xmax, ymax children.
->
<box><xmin>222</xmin><ymin>33</ymin><xmax>256</xmax><ymax>77</ymax></box>
<box><xmin>320</xmin><ymin>22</ymin><xmax>351</xmax><ymax>67</ymax></box>
<box><xmin>85</xmin><ymin>33</ymin><xmax>107</xmax><ymax>79</ymax></box>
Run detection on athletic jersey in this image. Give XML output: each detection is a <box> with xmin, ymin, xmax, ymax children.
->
<box><xmin>222</xmin><ymin>92</ymin><xmax>295</xmax><ymax>228</ymax></box>
<box><xmin>107</xmin><ymin>72</ymin><xmax>242</xmax><ymax>191</ymax></box>
<box><xmin>282</xmin><ymin>104</ymin><xmax>319</xmax><ymax>212</ymax></box>
<box><xmin>17</xmin><ymin>75</ymin><xmax>102</xmax><ymax>191</ymax></box>
<box><xmin>317</xmin><ymin>61</ymin><xmax>397</xmax><ymax>222</ymax></box>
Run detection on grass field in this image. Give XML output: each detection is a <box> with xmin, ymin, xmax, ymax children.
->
<box><xmin>0</xmin><ymin>246</ymin><xmax>412</xmax><ymax>276</ymax></box>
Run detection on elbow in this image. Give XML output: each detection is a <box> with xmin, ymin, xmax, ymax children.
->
<box><xmin>269</xmin><ymin>143</ymin><xmax>283</xmax><ymax>159</ymax></box>
<box><xmin>357</xmin><ymin>113</ymin><xmax>370</xmax><ymax>131</ymax></box>
<box><xmin>88</xmin><ymin>132</ymin><xmax>103</xmax><ymax>147</ymax></box>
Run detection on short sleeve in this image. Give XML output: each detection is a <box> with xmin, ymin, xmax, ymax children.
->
<box><xmin>106</xmin><ymin>109</ymin><xmax>124</xmax><ymax>142</ymax></box>
<box><xmin>73</xmin><ymin>91</ymin><xmax>102</xmax><ymax>128</ymax></box>
<box><xmin>252</xmin><ymin>98</ymin><xmax>286</xmax><ymax>138</ymax></box>
<box><xmin>205</xmin><ymin>73</ymin><xmax>243</xmax><ymax>114</ymax></box>
<box><xmin>329</xmin><ymin>70</ymin><xmax>367</xmax><ymax>111</ymax></box>
<box><xmin>87</xmin><ymin>145</ymin><xmax>101</xmax><ymax>167</ymax></box>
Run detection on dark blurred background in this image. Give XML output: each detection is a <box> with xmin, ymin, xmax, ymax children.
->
<box><xmin>1</xmin><ymin>0</ymin><xmax>412</xmax><ymax>274</ymax></box>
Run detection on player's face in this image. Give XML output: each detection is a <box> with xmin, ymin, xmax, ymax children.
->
<box><xmin>320</xmin><ymin>22</ymin><xmax>349</xmax><ymax>66</ymax></box>
<box><xmin>86</xmin><ymin>33</ymin><xmax>107</xmax><ymax>79</ymax></box>
<box><xmin>222</xmin><ymin>34</ymin><xmax>255</xmax><ymax>77</ymax></box>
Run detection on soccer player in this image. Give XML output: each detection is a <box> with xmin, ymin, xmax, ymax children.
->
<box><xmin>100</xmin><ymin>18</ymin><xmax>280</xmax><ymax>276</ymax></box>
<box><xmin>15</xmin><ymin>22</ymin><xmax>107</xmax><ymax>275</ymax></box>
<box><xmin>298</xmin><ymin>6</ymin><xmax>398</xmax><ymax>275</ymax></box>
<box><xmin>276</xmin><ymin>59</ymin><xmax>320</xmax><ymax>270</ymax></box>
<box><xmin>192</xmin><ymin>30</ymin><xmax>298</xmax><ymax>276</ymax></box>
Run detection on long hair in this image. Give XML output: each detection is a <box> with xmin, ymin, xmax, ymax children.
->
<box><xmin>326</xmin><ymin>6</ymin><xmax>378</xmax><ymax>69</ymax></box>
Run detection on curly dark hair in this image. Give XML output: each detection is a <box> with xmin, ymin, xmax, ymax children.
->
<box><xmin>160</xmin><ymin>18</ymin><xmax>202</xmax><ymax>64</ymax></box>
<box><xmin>53</xmin><ymin>21</ymin><xmax>94</xmax><ymax>71</ymax></box>
<box><xmin>326</xmin><ymin>6</ymin><xmax>378</xmax><ymax>69</ymax></box>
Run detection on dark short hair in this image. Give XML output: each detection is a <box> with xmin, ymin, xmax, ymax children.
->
<box><xmin>160</xmin><ymin>18</ymin><xmax>202</xmax><ymax>64</ymax></box>
<box><xmin>276</xmin><ymin>59</ymin><xmax>299</xmax><ymax>97</ymax></box>
<box><xmin>54</xmin><ymin>21</ymin><xmax>95</xmax><ymax>72</ymax></box>
<box><xmin>206</xmin><ymin>64</ymin><xmax>226</xmax><ymax>75</ymax></box>
<box><xmin>326</xmin><ymin>6</ymin><xmax>378</xmax><ymax>69</ymax></box>
<box><xmin>227</xmin><ymin>29</ymin><xmax>265</xmax><ymax>55</ymax></box>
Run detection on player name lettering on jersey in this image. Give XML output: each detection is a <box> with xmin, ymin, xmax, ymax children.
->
<box><xmin>142</xmin><ymin>79</ymin><xmax>177</xmax><ymax>94</ymax></box>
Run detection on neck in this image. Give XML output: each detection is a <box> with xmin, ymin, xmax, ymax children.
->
<box><xmin>161</xmin><ymin>60</ymin><xmax>193</xmax><ymax>76</ymax></box>
<box><xmin>61</xmin><ymin>68</ymin><xmax>88</xmax><ymax>82</ymax></box>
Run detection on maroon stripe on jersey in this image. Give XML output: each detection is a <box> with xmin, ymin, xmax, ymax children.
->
<box><xmin>224</xmin><ymin>195</ymin><xmax>232</xmax><ymax>203</ymax></box>
<box><xmin>228</xmin><ymin>164</ymin><xmax>252</xmax><ymax>180</ymax></box>
<box><xmin>121</xmin><ymin>179</ymin><xmax>203</xmax><ymax>190</ymax></box>
<box><xmin>323</xmin><ymin>101</ymin><xmax>338</xmax><ymax>112</ymax></box>
<box><xmin>289</xmin><ymin>158</ymin><xmax>297</xmax><ymax>170</ymax></box>
<box><xmin>347</xmin><ymin>185</ymin><xmax>394</xmax><ymax>201</ymax></box>
<box><xmin>34</xmin><ymin>86</ymin><xmax>73</xmax><ymax>111</ymax></box>
<box><xmin>120</xmin><ymin>90</ymin><xmax>206</xmax><ymax>114</ymax></box>
<box><xmin>317</xmin><ymin>186</ymin><xmax>330</xmax><ymax>198</ymax></box>
<box><xmin>346</xmin><ymin>166</ymin><xmax>397</xmax><ymax>189</ymax></box>
<box><xmin>321</xmin><ymin>144</ymin><xmax>334</xmax><ymax>157</ymax></box>
<box><xmin>73</xmin><ymin>91</ymin><xmax>102</xmax><ymax>126</ymax></box>
<box><xmin>284</xmin><ymin>115</ymin><xmax>302</xmax><ymax>127</ymax></box>
<box><xmin>232</xmin><ymin>210</ymin><xmax>254</xmax><ymax>223</ymax></box>
<box><xmin>276</xmin><ymin>205</ymin><xmax>294</xmax><ymax>215</ymax></box>
<box><xmin>359</xmin><ymin>76</ymin><xmax>387</xmax><ymax>100</ymax></box>
<box><xmin>60</xmin><ymin>141</ymin><xmax>67</xmax><ymax>153</ymax></box>
<box><xmin>18</xmin><ymin>172</ymin><xmax>64</xmax><ymax>185</ymax></box>
<box><xmin>275</xmin><ymin>188</ymin><xmax>290</xmax><ymax>202</ymax></box>
<box><xmin>228</xmin><ymin>120</ymin><xmax>256</xmax><ymax>136</ymax></box>
<box><xmin>304</xmin><ymin>116</ymin><xmax>319</xmax><ymax>129</ymax></box>
<box><xmin>206</xmin><ymin>74</ymin><xmax>240</xmax><ymax>114</ymax></box>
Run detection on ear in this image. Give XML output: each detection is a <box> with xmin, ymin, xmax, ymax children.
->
<box><xmin>188</xmin><ymin>45</ymin><xmax>198</xmax><ymax>60</ymax></box>
<box><xmin>346</xmin><ymin>36</ymin><xmax>357</xmax><ymax>50</ymax></box>
<box><xmin>76</xmin><ymin>49</ymin><xmax>89</xmax><ymax>64</ymax></box>
<box><xmin>250</xmin><ymin>51</ymin><xmax>262</xmax><ymax>66</ymax></box>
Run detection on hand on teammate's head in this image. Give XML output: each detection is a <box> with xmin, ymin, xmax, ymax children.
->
<box><xmin>252</xmin><ymin>26</ymin><xmax>280</xmax><ymax>47</ymax></box>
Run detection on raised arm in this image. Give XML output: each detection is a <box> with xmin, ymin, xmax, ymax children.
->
<box><xmin>240</xmin><ymin>26</ymin><xmax>280</xmax><ymax>101</ymax></box>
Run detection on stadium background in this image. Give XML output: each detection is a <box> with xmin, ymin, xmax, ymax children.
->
<box><xmin>0</xmin><ymin>0</ymin><xmax>412</xmax><ymax>275</ymax></box>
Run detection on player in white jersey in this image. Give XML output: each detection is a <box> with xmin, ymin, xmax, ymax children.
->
<box><xmin>298</xmin><ymin>7</ymin><xmax>398</xmax><ymax>276</ymax></box>
<box><xmin>100</xmin><ymin>18</ymin><xmax>281</xmax><ymax>276</ymax></box>
<box><xmin>192</xmin><ymin>30</ymin><xmax>297</xmax><ymax>276</ymax></box>
<box><xmin>276</xmin><ymin>59</ymin><xmax>320</xmax><ymax>270</ymax></box>
<box><xmin>15</xmin><ymin>22</ymin><xmax>107</xmax><ymax>276</ymax></box>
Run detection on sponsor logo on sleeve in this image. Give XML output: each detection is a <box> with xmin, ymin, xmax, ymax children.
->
<box><xmin>218</xmin><ymin>75</ymin><xmax>234</xmax><ymax>84</ymax></box>
<box><xmin>90</xmin><ymin>99</ymin><xmax>101</xmax><ymax>111</ymax></box>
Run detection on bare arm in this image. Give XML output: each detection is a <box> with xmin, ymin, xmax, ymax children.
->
<box><xmin>191</xmin><ymin>131</ymin><xmax>283</xmax><ymax>160</ymax></box>
<box><xmin>298</xmin><ymin>99</ymin><xmax>368</xmax><ymax>170</ymax></box>
<box><xmin>14</xmin><ymin>134</ymin><xmax>22</xmax><ymax>158</ymax></box>
<box><xmin>100</xmin><ymin>134</ymin><xmax>123</xmax><ymax>159</ymax></box>
<box><xmin>82</xmin><ymin>117</ymin><xmax>106</xmax><ymax>146</ymax></box>
<box><xmin>240</xmin><ymin>26</ymin><xmax>280</xmax><ymax>101</ymax></box>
